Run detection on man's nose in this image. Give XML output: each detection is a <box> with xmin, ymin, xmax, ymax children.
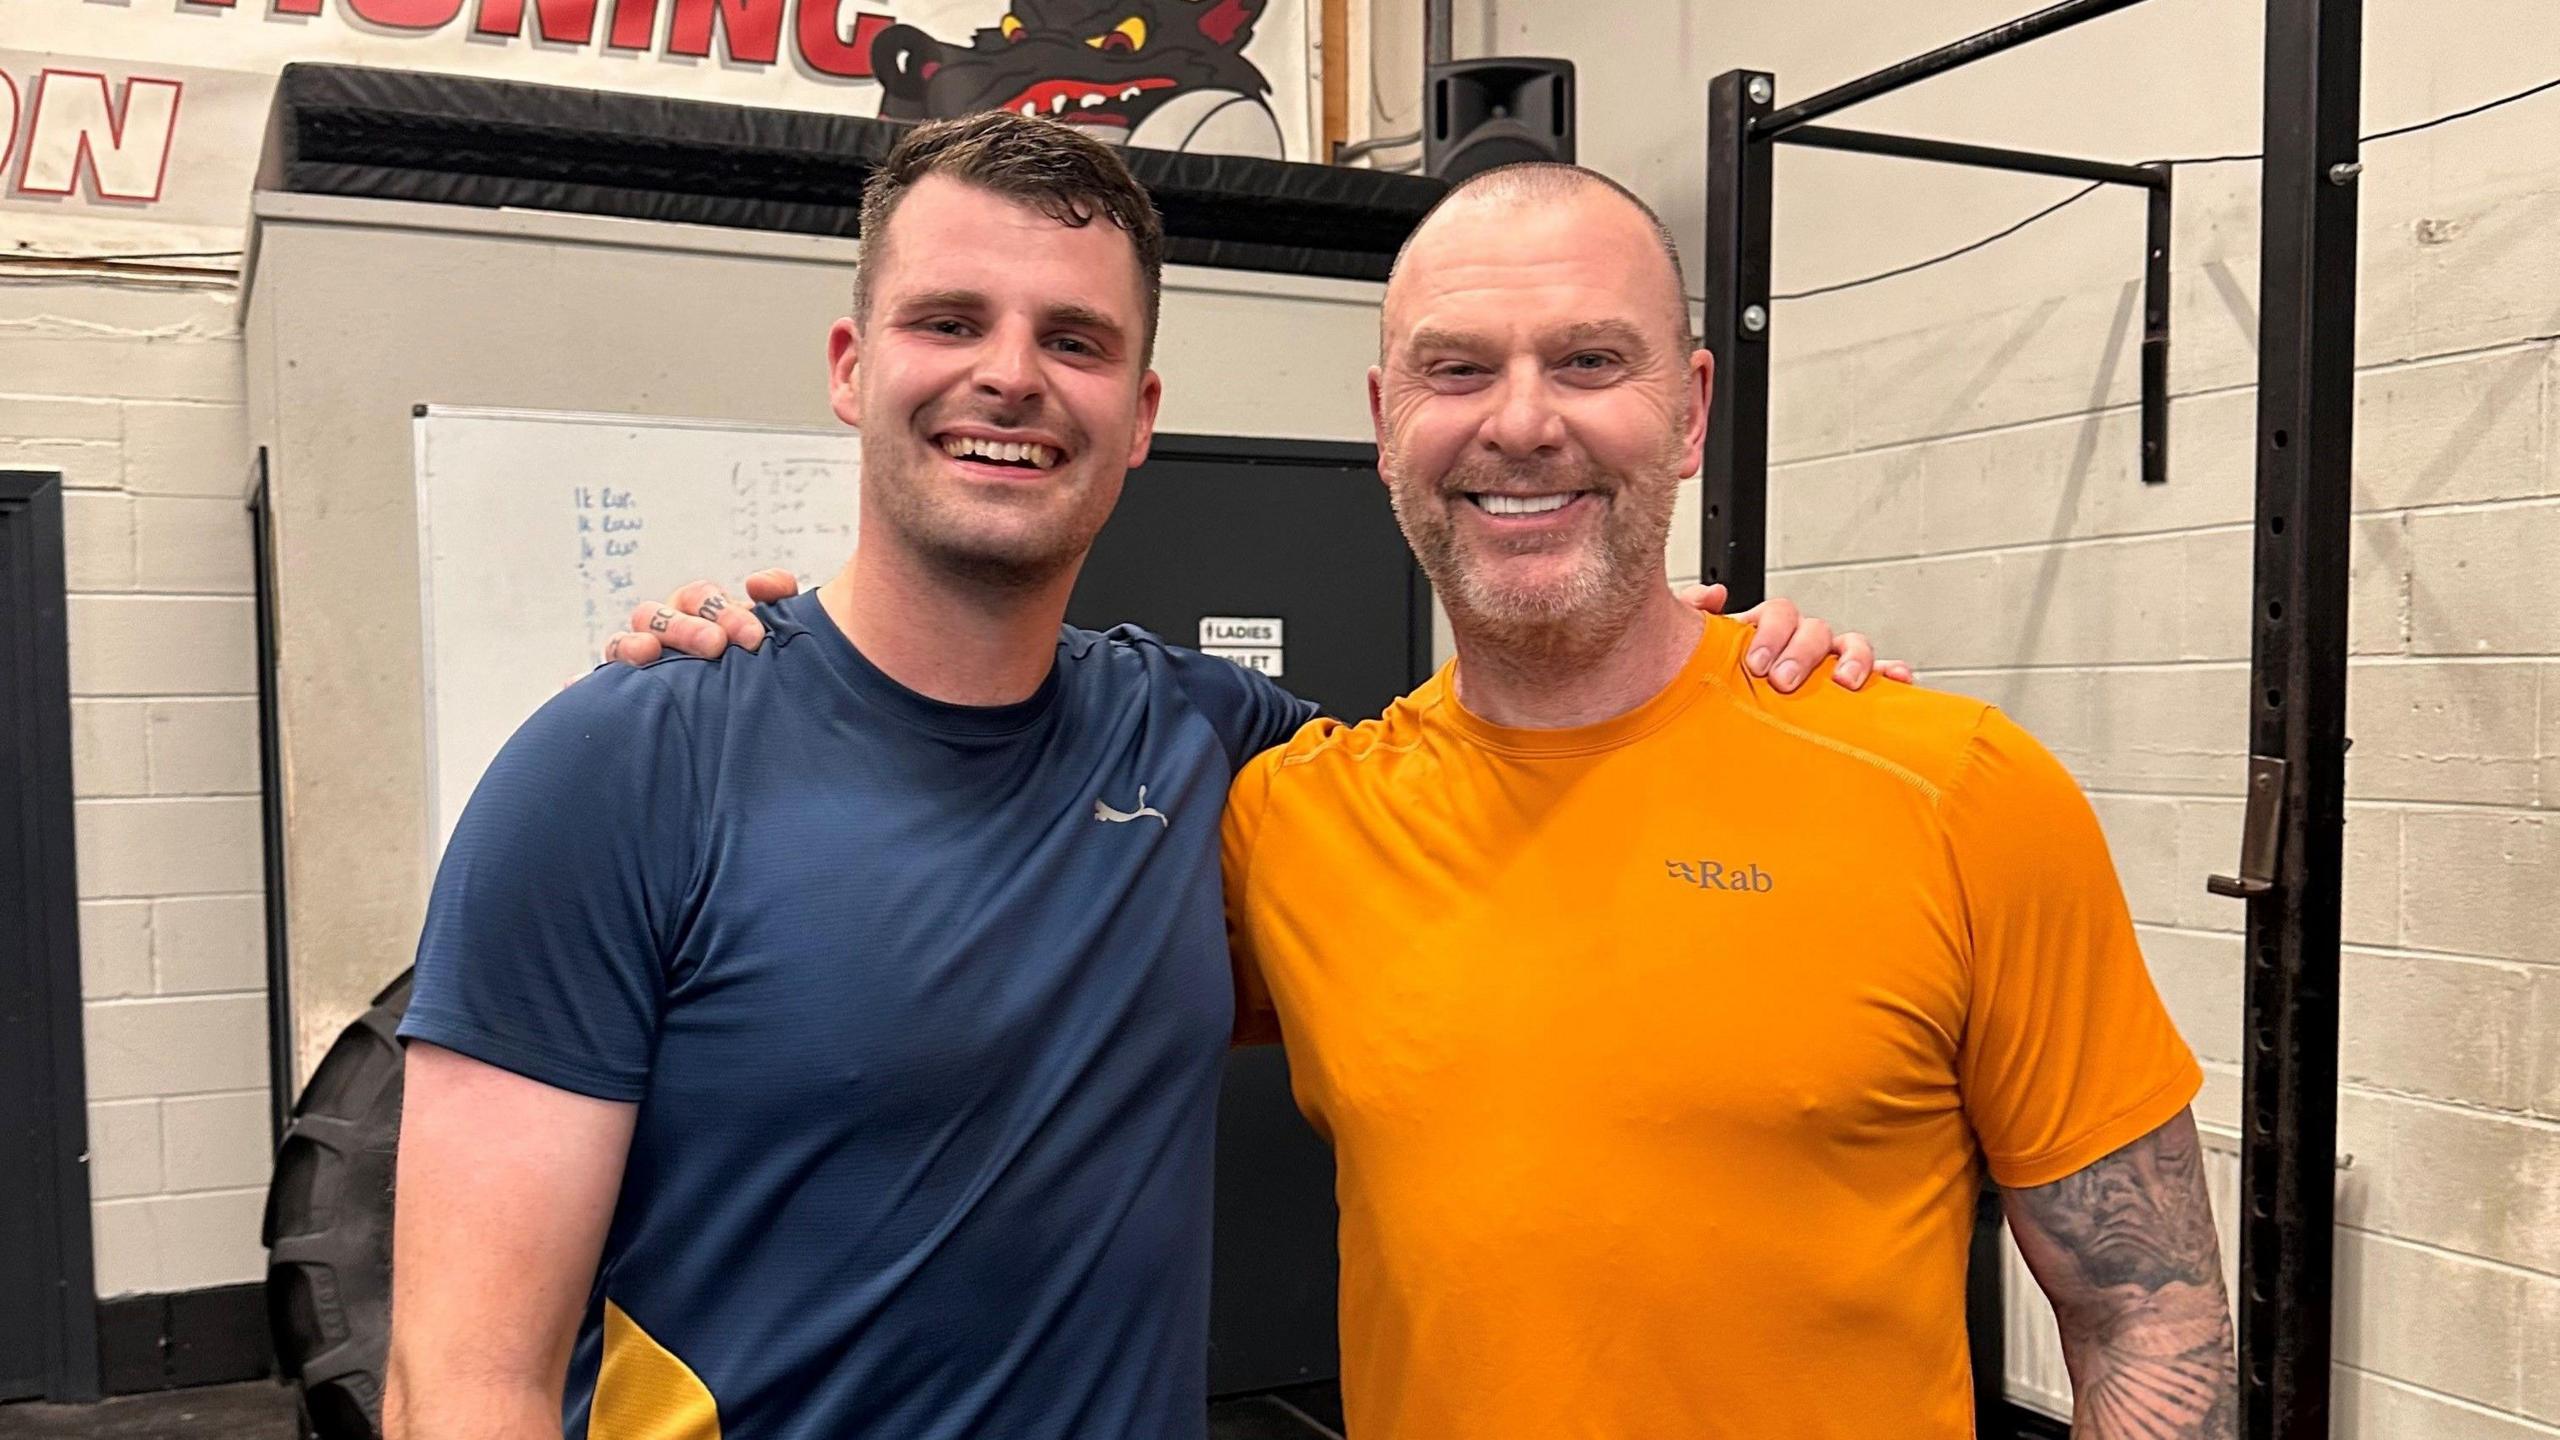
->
<box><xmin>1480</xmin><ymin>362</ymin><xmax>1566</xmax><ymax>458</ymax></box>
<box><xmin>971</xmin><ymin>323</ymin><xmax>1045</xmax><ymax>407</ymax></box>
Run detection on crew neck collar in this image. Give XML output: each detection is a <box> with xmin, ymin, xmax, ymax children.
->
<box><xmin>1431</xmin><ymin>615</ymin><xmax>1746</xmax><ymax>758</ymax></box>
<box><xmin>779</xmin><ymin>588</ymin><xmax>1062</xmax><ymax>739</ymax></box>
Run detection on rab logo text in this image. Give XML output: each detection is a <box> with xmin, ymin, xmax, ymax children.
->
<box><xmin>1667</xmin><ymin>860</ymin><xmax>1775</xmax><ymax>893</ymax></box>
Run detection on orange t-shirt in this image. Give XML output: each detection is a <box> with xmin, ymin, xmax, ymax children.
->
<box><xmin>1221</xmin><ymin>615</ymin><xmax>2199</xmax><ymax>1440</ymax></box>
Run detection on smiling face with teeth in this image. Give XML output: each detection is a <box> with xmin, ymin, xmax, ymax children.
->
<box><xmin>1372</xmin><ymin>169</ymin><xmax>1713</xmax><ymax>643</ymax></box>
<box><xmin>831</xmin><ymin>169</ymin><xmax>1161</xmax><ymax>591</ymax></box>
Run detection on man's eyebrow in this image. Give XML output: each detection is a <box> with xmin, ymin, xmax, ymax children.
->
<box><xmin>1547</xmin><ymin>319</ymin><xmax>1655</xmax><ymax>356</ymax></box>
<box><xmin>894</xmin><ymin>288</ymin><xmax>989</xmax><ymax>313</ymax></box>
<box><xmin>1043</xmin><ymin>302</ymin><xmax>1127</xmax><ymax>343</ymax></box>
<box><xmin>1405</xmin><ymin>325</ymin><xmax>1490</xmax><ymax>356</ymax></box>
<box><xmin>1403</xmin><ymin>319</ymin><xmax>1659</xmax><ymax>358</ymax></box>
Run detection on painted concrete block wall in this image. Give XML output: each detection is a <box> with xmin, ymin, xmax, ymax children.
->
<box><xmin>1480</xmin><ymin>0</ymin><xmax>2560</xmax><ymax>1431</ymax></box>
<box><xmin>1</xmin><ymin>274</ymin><xmax>272</xmax><ymax>1297</ymax></box>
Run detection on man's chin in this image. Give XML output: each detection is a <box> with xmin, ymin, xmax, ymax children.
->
<box><xmin>1448</xmin><ymin>574</ymin><xmax>1601</xmax><ymax>630</ymax></box>
<box><xmin>910</xmin><ymin>521</ymin><xmax>1094</xmax><ymax>591</ymax></box>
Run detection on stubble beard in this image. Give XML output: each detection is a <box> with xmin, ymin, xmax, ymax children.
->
<box><xmin>863</xmin><ymin>415</ymin><xmax>1108</xmax><ymax>594</ymax></box>
<box><xmin>1385</xmin><ymin>439</ymin><xmax>1685</xmax><ymax>661</ymax></box>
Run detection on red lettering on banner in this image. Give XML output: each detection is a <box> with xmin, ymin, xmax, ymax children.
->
<box><xmin>344</xmin><ymin>0</ymin><xmax>466</xmax><ymax>28</ymax></box>
<box><xmin>0</xmin><ymin>72</ymin><xmax>19</xmax><ymax>172</ymax></box>
<box><xmin>16</xmin><ymin>70</ymin><xmax>184</xmax><ymax>204</ymax></box>
<box><xmin>668</xmin><ymin>0</ymin><xmax>782</xmax><ymax>63</ymax></box>
<box><xmin>606</xmin><ymin>0</ymin><xmax>658</xmax><ymax>49</ymax></box>
<box><xmin>795</xmin><ymin>0</ymin><xmax>889</xmax><ymax>77</ymax></box>
<box><xmin>271</xmin><ymin>0</ymin><xmax>326</xmax><ymax>16</ymax></box>
<box><xmin>472</xmin><ymin>0</ymin><xmax>601</xmax><ymax>43</ymax></box>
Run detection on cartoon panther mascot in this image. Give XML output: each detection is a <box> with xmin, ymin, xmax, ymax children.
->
<box><xmin>871</xmin><ymin>0</ymin><xmax>1286</xmax><ymax>159</ymax></box>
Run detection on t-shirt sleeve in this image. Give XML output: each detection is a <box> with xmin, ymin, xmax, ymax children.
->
<box><xmin>1946</xmin><ymin>708</ymin><xmax>2202</xmax><ymax>1189</ymax></box>
<box><xmin>1221</xmin><ymin>749</ymin><xmax>1285</xmax><ymax>1048</ymax></box>
<box><xmin>396</xmin><ymin>669</ymin><xmax>705</xmax><ymax>1103</ymax></box>
<box><xmin>1166</xmin><ymin>643</ymin><xmax>1324</xmax><ymax>771</ymax></box>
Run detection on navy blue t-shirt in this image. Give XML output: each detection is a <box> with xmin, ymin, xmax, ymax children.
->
<box><xmin>399</xmin><ymin>590</ymin><xmax>1316</xmax><ymax>1440</ymax></box>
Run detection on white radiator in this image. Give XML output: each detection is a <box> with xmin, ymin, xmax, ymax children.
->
<box><xmin>1999</xmin><ymin>1125</ymin><xmax>2247</xmax><ymax>1421</ymax></box>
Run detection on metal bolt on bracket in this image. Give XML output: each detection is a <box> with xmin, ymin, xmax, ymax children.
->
<box><xmin>2328</xmin><ymin>161</ymin><xmax>2363</xmax><ymax>184</ymax></box>
<box><xmin>1749</xmin><ymin>76</ymin><xmax>1774</xmax><ymax>104</ymax></box>
<box><xmin>1741</xmin><ymin>304</ymin><xmax>1769</xmax><ymax>334</ymax></box>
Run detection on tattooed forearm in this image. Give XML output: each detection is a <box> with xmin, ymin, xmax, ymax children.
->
<box><xmin>2002</xmin><ymin>1109</ymin><xmax>2238</xmax><ymax>1440</ymax></box>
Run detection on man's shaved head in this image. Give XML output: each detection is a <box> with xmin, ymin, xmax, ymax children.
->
<box><xmin>1386</xmin><ymin>163</ymin><xmax>1696</xmax><ymax>355</ymax></box>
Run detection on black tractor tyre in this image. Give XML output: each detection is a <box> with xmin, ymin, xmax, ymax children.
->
<box><xmin>264</xmin><ymin>967</ymin><xmax>414</xmax><ymax>1440</ymax></box>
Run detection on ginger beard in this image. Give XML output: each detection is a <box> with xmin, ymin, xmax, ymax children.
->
<box><xmin>1382</xmin><ymin>429</ymin><xmax>1687</xmax><ymax>643</ymax></box>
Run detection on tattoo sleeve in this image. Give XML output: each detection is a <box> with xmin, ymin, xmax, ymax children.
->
<box><xmin>2001</xmin><ymin>1109</ymin><xmax>2239</xmax><ymax>1439</ymax></box>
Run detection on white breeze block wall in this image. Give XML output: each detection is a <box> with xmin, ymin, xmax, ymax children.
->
<box><xmin>0</xmin><ymin>272</ymin><xmax>273</xmax><ymax>1298</ymax></box>
<box><xmin>1484</xmin><ymin>0</ymin><xmax>2560</xmax><ymax>1431</ymax></box>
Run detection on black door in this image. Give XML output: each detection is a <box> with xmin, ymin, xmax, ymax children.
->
<box><xmin>0</xmin><ymin>471</ymin><xmax>102</xmax><ymax>1403</ymax></box>
<box><xmin>1067</xmin><ymin>436</ymin><xmax>1430</xmax><ymax>1399</ymax></box>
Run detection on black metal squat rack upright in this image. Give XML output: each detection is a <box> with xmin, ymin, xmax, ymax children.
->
<box><xmin>1698</xmin><ymin>0</ymin><xmax>2363</xmax><ymax>1435</ymax></box>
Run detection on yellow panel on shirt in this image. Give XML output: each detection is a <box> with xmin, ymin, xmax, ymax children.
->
<box><xmin>591</xmin><ymin>1299</ymin><xmax>720</xmax><ymax>1440</ymax></box>
<box><xmin>1221</xmin><ymin>614</ymin><xmax>2199</xmax><ymax>1440</ymax></box>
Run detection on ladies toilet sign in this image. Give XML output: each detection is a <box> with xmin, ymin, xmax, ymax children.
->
<box><xmin>1200</xmin><ymin>616</ymin><xmax>1284</xmax><ymax>677</ymax></box>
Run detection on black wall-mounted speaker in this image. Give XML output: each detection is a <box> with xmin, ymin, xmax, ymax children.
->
<box><xmin>1424</xmin><ymin>58</ymin><xmax>1577</xmax><ymax>183</ymax></box>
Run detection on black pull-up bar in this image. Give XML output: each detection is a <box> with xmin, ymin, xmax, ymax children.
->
<box><xmin>1753</xmin><ymin>0</ymin><xmax>2156</xmax><ymax>138</ymax></box>
<box><xmin>1780</xmin><ymin>125</ymin><xmax>2165</xmax><ymax>190</ymax></box>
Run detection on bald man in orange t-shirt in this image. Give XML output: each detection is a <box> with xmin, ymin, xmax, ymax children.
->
<box><xmin>1221</xmin><ymin>166</ymin><xmax>2234</xmax><ymax>1440</ymax></box>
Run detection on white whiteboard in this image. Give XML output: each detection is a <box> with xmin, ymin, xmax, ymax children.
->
<box><xmin>414</xmin><ymin>405</ymin><xmax>860</xmax><ymax>855</ymax></box>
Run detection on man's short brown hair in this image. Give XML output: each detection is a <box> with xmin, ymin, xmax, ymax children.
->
<box><xmin>855</xmin><ymin>111</ymin><xmax>1168</xmax><ymax>363</ymax></box>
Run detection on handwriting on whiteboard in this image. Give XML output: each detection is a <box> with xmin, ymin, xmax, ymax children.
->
<box><xmin>573</xmin><ymin>484</ymin><xmax>646</xmax><ymax>654</ymax></box>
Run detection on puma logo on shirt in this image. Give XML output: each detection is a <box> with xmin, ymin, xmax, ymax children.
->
<box><xmin>1095</xmin><ymin>787</ymin><xmax>1169</xmax><ymax>828</ymax></box>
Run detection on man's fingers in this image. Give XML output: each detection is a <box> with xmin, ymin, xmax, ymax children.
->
<box><xmin>1831</xmin><ymin>631</ymin><xmax>1877</xmax><ymax>690</ymax></box>
<box><xmin>1738</xmin><ymin>596</ymin><xmax>1799</xmax><ymax>677</ymax></box>
<box><xmin>743</xmin><ymin>569</ymin><xmax>801</xmax><ymax>605</ymax></box>
<box><xmin>1674</xmin><ymin>582</ymin><xmax>1730</xmax><ymax>616</ymax></box>
<box><xmin>703</xmin><ymin>589</ymin><xmax>768</xmax><ymax>651</ymax></box>
<box><xmin>670</xmin><ymin>581</ymin><xmax>767</xmax><ymax>653</ymax></box>
<box><xmin>1767</xmin><ymin>615</ymin><xmax>1832</xmax><ymax>693</ymax></box>
<box><xmin>600</xmin><ymin>630</ymin><xmax>664</xmax><ymax>667</ymax></box>
<box><xmin>1878</xmin><ymin>660</ymin><xmax>1917</xmax><ymax>685</ymax></box>
<box><xmin>624</xmin><ymin>602</ymin><xmax>726</xmax><ymax>660</ymax></box>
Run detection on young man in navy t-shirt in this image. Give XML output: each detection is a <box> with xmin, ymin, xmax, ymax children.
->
<box><xmin>392</xmin><ymin>111</ymin><xmax>1304</xmax><ymax>1440</ymax></box>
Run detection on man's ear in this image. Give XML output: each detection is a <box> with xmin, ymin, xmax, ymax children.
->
<box><xmin>828</xmin><ymin>317</ymin><xmax>864</xmax><ymax>429</ymax></box>
<box><xmin>1126</xmin><ymin>369</ymin><xmax>1164</xmax><ymax>471</ymax></box>
<box><xmin>1680</xmin><ymin>347</ymin><xmax>1713</xmax><ymax>478</ymax></box>
<box><xmin>1367</xmin><ymin>365</ymin><xmax>1386</xmax><ymax>448</ymax></box>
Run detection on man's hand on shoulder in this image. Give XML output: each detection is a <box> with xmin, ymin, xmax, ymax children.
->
<box><xmin>599</xmin><ymin>570</ymin><xmax>799</xmax><ymax>667</ymax></box>
<box><xmin>1675</xmin><ymin>582</ymin><xmax>1916</xmax><ymax>693</ymax></box>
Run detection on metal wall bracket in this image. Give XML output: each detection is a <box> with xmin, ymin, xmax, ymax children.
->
<box><xmin>2142</xmin><ymin>169</ymin><xmax>2173</xmax><ymax>486</ymax></box>
<box><xmin>2208</xmin><ymin>755</ymin><xmax>2289</xmax><ymax>898</ymax></box>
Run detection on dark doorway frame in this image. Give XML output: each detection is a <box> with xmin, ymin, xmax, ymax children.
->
<box><xmin>0</xmin><ymin>468</ymin><xmax>105</xmax><ymax>1404</ymax></box>
<box><xmin>249</xmin><ymin>450</ymin><xmax>298</xmax><ymax>1146</ymax></box>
